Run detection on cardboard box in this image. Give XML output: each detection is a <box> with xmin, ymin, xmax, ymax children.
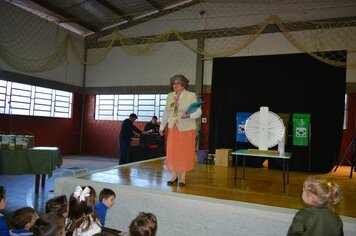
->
<box><xmin>25</xmin><ymin>135</ymin><xmax>35</xmax><ymax>149</ymax></box>
<box><xmin>1</xmin><ymin>135</ymin><xmax>16</xmax><ymax>149</ymax></box>
<box><xmin>15</xmin><ymin>135</ymin><xmax>35</xmax><ymax>149</ymax></box>
<box><xmin>0</xmin><ymin>135</ymin><xmax>34</xmax><ymax>150</ymax></box>
<box><xmin>215</xmin><ymin>149</ymin><xmax>233</xmax><ymax>167</ymax></box>
<box><xmin>15</xmin><ymin>135</ymin><xmax>25</xmax><ymax>149</ymax></box>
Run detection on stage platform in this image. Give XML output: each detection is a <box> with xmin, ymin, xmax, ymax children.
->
<box><xmin>55</xmin><ymin>157</ymin><xmax>356</xmax><ymax>236</ymax></box>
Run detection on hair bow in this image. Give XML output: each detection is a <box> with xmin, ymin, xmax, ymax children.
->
<box><xmin>73</xmin><ymin>186</ymin><xmax>90</xmax><ymax>202</ymax></box>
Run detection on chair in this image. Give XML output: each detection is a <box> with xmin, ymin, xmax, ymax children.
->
<box><xmin>206</xmin><ymin>154</ymin><xmax>215</xmax><ymax>165</ymax></box>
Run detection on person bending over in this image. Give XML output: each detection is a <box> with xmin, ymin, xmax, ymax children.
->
<box><xmin>119</xmin><ymin>113</ymin><xmax>145</xmax><ymax>165</ymax></box>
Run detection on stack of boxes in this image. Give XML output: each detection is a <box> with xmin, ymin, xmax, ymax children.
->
<box><xmin>0</xmin><ymin>134</ymin><xmax>34</xmax><ymax>150</ymax></box>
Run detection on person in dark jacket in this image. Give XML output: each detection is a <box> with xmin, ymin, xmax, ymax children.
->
<box><xmin>119</xmin><ymin>113</ymin><xmax>144</xmax><ymax>165</ymax></box>
<box><xmin>144</xmin><ymin>116</ymin><xmax>160</xmax><ymax>133</ymax></box>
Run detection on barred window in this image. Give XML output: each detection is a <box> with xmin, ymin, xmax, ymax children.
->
<box><xmin>0</xmin><ymin>80</ymin><xmax>72</xmax><ymax>118</ymax></box>
<box><xmin>95</xmin><ymin>94</ymin><xmax>167</xmax><ymax>121</ymax></box>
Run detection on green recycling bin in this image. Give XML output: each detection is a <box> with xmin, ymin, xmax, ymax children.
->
<box><xmin>293</xmin><ymin>113</ymin><xmax>311</xmax><ymax>146</ymax></box>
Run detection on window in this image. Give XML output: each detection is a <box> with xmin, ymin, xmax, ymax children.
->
<box><xmin>0</xmin><ymin>80</ymin><xmax>72</xmax><ymax>118</ymax></box>
<box><xmin>95</xmin><ymin>94</ymin><xmax>167</xmax><ymax>121</ymax></box>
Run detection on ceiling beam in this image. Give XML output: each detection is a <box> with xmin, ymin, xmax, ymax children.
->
<box><xmin>87</xmin><ymin>0</ymin><xmax>200</xmax><ymax>41</ymax></box>
<box><xmin>147</xmin><ymin>0</ymin><xmax>163</xmax><ymax>11</ymax></box>
<box><xmin>30</xmin><ymin>0</ymin><xmax>98</xmax><ymax>32</ymax></box>
<box><xmin>86</xmin><ymin>16</ymin><xmax>356</xmax><ymax>49</ymax></box>
<box><xmin>95</xmin><ymin>0</ymin><xmax>133</xmax><ymax>22</ymax></box>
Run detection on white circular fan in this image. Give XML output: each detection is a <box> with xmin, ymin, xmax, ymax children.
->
<box><xmin>245</xmin><ymin>107</ymin><xmax>285</xmax><ymax>150</ymax></box>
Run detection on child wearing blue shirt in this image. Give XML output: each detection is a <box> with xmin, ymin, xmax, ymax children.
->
<box><xmin>95</xmin><ymin>188</ymin><xmax>116</xmax><ymax>227</ymax></box>
<box><xmin>9</xmin><ymin>207</ymin><xmax>37</xmax><ymax>236</ymax></box>
<box><xmin>0</xmin><ymin>186</ymin><xmax>10</xmax><ymax>236</ymax></box>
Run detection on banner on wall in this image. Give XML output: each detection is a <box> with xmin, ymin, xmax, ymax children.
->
<box><xmin>236</xmin><ymin>112</ymin><xmax>252</xmax><ymax>142</ymax></box>
<box><xmin>293</xmin><ymin>113</ymin><xmax>311</xmax><ymax>146</ymax></box>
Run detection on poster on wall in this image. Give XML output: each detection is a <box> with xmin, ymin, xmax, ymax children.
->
<box><xmin>236</xmin><ymin>112</ymin><xmax>252</xmax><ymax>142</ymax></box>
<box><xmin>293</xmin><ymin>113</ymin><xmax>311</xmax><ymax>146</ymax></box>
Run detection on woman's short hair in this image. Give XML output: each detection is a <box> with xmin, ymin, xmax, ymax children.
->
<box><xmin>170</xmin><ymin>74</ymin><xmax>189</xmax><ymax>89</ymax></box>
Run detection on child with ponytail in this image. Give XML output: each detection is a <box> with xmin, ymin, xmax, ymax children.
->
<box><xmin>288</xmin><ymin>176</ymin><xmax>343</xmax><ymax>236</ymax></box>
<box><xmin>66</xmin><ymin>186</ymin><xmax>101</xmax><ymax>236</ymax></box>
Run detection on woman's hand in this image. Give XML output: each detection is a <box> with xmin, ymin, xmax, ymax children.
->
<box><xmin>159</xmin><ymin>130</ymin><xmax>164</xmax><ymax>136</ymax></box>
<box><xmin>182</xmin><ymin>112</ymin><xmax>190</xmax><ymax>119</ymax></box>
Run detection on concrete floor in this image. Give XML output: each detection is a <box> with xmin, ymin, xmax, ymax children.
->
<box><xmin>0</xmin><ymin>155</ymin><xmax>118</xmax><ymax>218</ymax></box>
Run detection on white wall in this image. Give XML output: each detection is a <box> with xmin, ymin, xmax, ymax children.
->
<box><xmin>151</xmin><ymin>30</ymin><xmax>355</xmax><ymax>86</ymax></box>
<box><xmin>1</xmin><ymin>1</ymin><xmax>354</xmax><ymax>89</ymax></box>
<box><xmin>94</xmin><ymin>2</ymin><xmax>356</xmax><ymax>88</ymax></box>
<box><xmin>86</xmin><ymin>41</ymin><xmax>197</xmax><ymax>87</ymax></box>
<box><xmin>0</xmin><ymin>50</ymin><xmax>85</xmax><ymax>87</ymax></box>
<box><xmin>0</xmin><ymin>1</ymin><xmax>84</xmax><ymax>87</ymax></box>
<box><xmin>203</xmin><ymin>32</ymin><xmax>301</xmax><ymax>85</ymax></box>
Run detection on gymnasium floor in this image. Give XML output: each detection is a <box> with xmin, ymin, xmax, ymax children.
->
<box><xmin>0</xmin><ymin>155</ymin><xmax>118</xmax><ymax>216</ymax></box>
<box><xmin>1</xmin><ymin>155</ymin><xmax>355</xmax><ymax>219</ymax></box>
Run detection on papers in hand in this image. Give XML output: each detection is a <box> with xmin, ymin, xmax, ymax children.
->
<box><xmin>182</xmin><ymin>101</ymin><xmax>204</xmax><ymax>118</ymax></box>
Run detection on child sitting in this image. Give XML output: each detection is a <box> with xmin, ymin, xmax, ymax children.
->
<box><xmin>66</xmin><ymin>185</ymin><xmax>101</xmax><ymax>236</ymax></box>
<box><xmin>9</xmin><ymin>207</ymin><xmax>37</xmax><ymax>236</ymax></box>
<box><xmin>95</xmin><ymin>188</ymin><xmax>116</xmax><ymax>227</ymax></box>
<box><xmin>287</xmin><ymin>176</ymin><xmax>343</xmax><ymax>236</ymax></box>
<box><xmin>45</xmin><ymin>195</ymin><xmax>68</xmax><ymax>219</ymax></box>
<box><xmin>129</xmin><ymin>212</ymin><xmax>157</xmax><ymax>236</ymax></box>
<box><xmin>32</xmin><ymin>212</ymin><xmax>65</xmax><ymax>236</ymax></box>
<box><xmin>0</xmin><ymin>186</ymin><xmax>9</xmax><ymax>236</ymax></box>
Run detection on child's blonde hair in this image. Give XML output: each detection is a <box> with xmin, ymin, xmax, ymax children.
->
<box><xmin>303</xmin><ymin>176</ymin><xmax>340</xmax><ymax>207</ymax></box>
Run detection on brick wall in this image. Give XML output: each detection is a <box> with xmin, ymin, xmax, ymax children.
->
<box><xmin>0</xmin><ymin>93</ymin><xmax>82</xmax><ymax>154</ymax></box>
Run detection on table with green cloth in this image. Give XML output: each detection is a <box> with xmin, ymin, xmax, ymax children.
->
<box><xmin>0</xmin><ymin>147</ymin><xmax>62</xmax><ymax>192</ymax></box>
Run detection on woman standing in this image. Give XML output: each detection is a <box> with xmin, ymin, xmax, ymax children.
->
<box><xmin>159</xmin><ymin>74</ymin><xmax>202</xmax><ymax>186</ymax></box>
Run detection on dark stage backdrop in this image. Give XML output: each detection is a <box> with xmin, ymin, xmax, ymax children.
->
<box><xmin>209</xmin><ymin>53</ymin><xmax>346</xmax><ymax>173</ymax></box>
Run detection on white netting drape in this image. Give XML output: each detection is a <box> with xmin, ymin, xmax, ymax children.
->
<box><xmin>0</xmin><ymin>0</ymin><xmax>355</xmax><ymax>73</ymax></box>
